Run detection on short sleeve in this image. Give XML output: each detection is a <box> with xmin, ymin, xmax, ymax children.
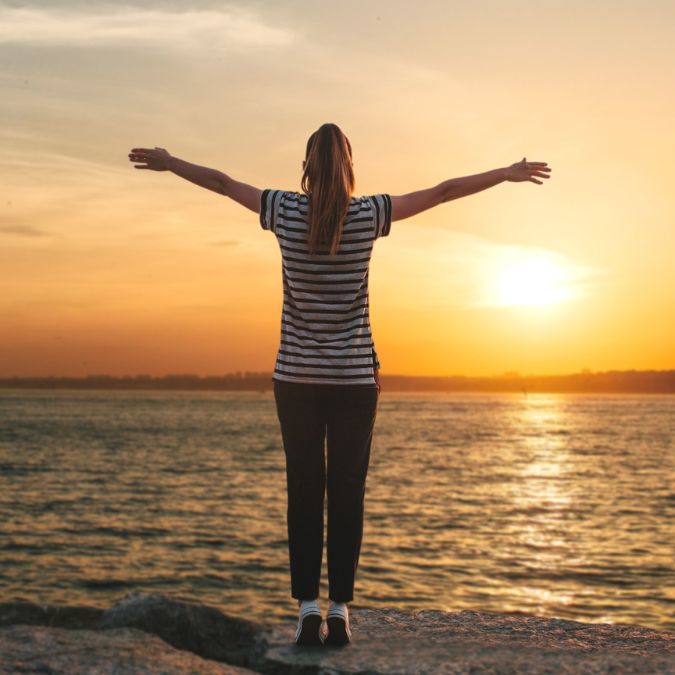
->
<box><xmin>259</xmin><ymin>189</ymin><xmax>286</xmax><ymax>232</ymax></box>
<box><xmin>368</xmin><ymin>194</ymin><xmax>392</xmax><ymax>238</ymax></box>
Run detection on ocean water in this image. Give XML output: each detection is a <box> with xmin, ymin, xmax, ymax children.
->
<box><xmin>0</xmin><ymin>389</ymin><xmax>673</xmax><ymax>631</ymax></box>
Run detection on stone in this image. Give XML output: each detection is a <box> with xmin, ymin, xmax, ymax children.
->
<box><xmin>255</xmin><ymin>607</ymin><xmax>675</xmax><ymax>674</ymax></box>
<box><xmin>0</xmin><ymin>598</ymin><xmax>104</xmax><ymax>629</ymax></box>
<box><xmin>0</xmin><ymin>624</ymin><xmax>258</xmax><ymax>674</ymax></box>
<box><xmin>98</xmin><ymin>591</ymin><xmax>266</xmax><ymax>669</ymax></box>
<box><xmin>1</xmin><ymin>593</ymin><xmax>673</xmax><ymax>674</ymax></box>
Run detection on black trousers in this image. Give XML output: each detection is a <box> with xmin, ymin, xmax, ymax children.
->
<box><xmin>273</xmin><ymin>378</ymin><xmax>379</xmax><ymax>603</ymax></box>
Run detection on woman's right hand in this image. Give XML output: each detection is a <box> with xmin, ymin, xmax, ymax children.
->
<box><xmin>504</xmin><ymin>158</ymin><xmax>552</xmax><ymax>184</ymax></box>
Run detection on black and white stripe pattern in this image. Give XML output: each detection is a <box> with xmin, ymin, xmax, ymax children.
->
<box><xmin>260</xmin><ymin>189</ymin><xmax>392</xmax><ymax>385</ymax></box>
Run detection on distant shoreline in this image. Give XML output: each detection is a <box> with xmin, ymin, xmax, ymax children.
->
<box><xmin>1</xmin><ymin>369</ymin><xmax>674</xmax><ymax>394</ymax></box>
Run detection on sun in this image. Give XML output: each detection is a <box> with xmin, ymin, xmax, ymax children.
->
<box><xmin>496</xmin><ymin>257</ymin><xmax>571</xmax><ymax>307</ymax></box>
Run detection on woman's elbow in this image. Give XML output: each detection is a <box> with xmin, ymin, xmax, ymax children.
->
<box><xmin>217</xmin><ymin>172</ymin><xmax>232</xmax><ymax>197</ymax></box>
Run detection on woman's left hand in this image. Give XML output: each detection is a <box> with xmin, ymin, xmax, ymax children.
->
<box><xmin>504</xmin><ymin>157</ymin><xmax>551</xmax><ymax>184</ymax></box>
<box><xmin>128</xmin><ymin>147</ymin><xmax>172</xmax><ymax>171</ymax></box>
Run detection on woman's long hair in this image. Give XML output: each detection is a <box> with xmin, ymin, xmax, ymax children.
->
<box><xmin>301</xmin><ymin>123</ymin><xmax>355</xmax><ymax>256</ymax></box>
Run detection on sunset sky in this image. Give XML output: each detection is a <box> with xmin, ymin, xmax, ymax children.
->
<box><xmin>2</xmin><ymin>1</ymin><xmax>674</xmax><ymax>378</ymax></box>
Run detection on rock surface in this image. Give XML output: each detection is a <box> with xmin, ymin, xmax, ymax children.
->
<box><xmin>98</xmin><ymin>591</ymin><xmax>265</xmax><ymax>669</ymax></box>
<box><xmin>0</xmin><ymin>624</ymin><xmax>257</xmax><ymax>674</ymax></box>
<box><xmin>0</xmin><ymin>592</ymin><xmax>265</xmax><ymax>673</ymax></box>
<box><xmin>259</xmin><ymin>607</ymin><xmax>675</xmax><ymax>674</ymax></box>
<box><xmin>1</xmin><ymin>592</ymin><xmax>674</xmax><ymax>674</ymax></box>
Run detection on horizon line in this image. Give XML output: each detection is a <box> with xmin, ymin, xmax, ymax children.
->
<box><xmin>1</xmin><ymin>368</ymin><xmax>674</xmax><ymax>380</ymax></box>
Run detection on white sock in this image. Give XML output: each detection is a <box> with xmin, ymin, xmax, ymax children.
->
<box><xmin>299</xmin><ymin>599</ymin><xmax>321</xmax><ymax>613</ymax></box>
<box><xmin>327</xmin><ymin>600</ymin><xmax>348</xmax><ymax>616</ymax></box>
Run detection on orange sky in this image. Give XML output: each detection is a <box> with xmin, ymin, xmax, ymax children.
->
<box><xmin>1</xmin><ymin>2</ymin><xmax>674</xmax><ymax>377</ymax></box>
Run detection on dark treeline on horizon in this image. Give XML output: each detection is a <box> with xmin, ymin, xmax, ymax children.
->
<box><xmin>0</xmin><ymin>370</ymin><xmax>674</xmax><ymax>394</ymax></box>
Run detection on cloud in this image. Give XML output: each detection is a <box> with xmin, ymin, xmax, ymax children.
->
<box><xmin>0</xmin><ymin>148</ymin><xmax>123</xmax><ymax>177</ymax></box>
<box><xmin>0</xmin><ymin>224</ymin><xmax>53</xmax><ymax>237</ymax></box>
<box><xmin>0</xmin><ymin>6</ymin><xmax>294</xmax><ymax>50</ymax></box>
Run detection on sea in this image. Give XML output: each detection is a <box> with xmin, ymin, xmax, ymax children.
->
<box><xmin>0</xmin><ymin>389</ymin><xmax>673</xmax><ymax>631</ymax></box>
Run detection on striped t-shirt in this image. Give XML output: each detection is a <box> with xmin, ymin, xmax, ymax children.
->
<box><xmin>260</xmin><ymin>189</ymin><xmax>392</xmax><ymax>385</ymax></box>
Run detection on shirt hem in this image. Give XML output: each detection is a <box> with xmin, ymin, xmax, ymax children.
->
<box><xmin>272</xmin><ymin>372</ymin><xmax>377</xmax><ymax>386</ymax></box>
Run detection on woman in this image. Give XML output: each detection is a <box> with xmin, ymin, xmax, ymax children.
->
<box><xmin>128</xmin><ymin>124</ymin><xmax>551</xmax><ymax>647</ymax></box>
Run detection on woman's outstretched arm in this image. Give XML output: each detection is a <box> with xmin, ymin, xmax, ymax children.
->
<box><xmin>390</xmin><ymin>158</ymin><xmax>551</xmax><ymax>222</ymax></box>
<box><xmin>128</xmin><ymin>147</ymin><xmax>262</xmax><ymax>214</ymax></box>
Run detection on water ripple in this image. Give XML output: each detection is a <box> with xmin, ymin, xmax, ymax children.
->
<box><xmin>0</xmin><ymin>389</ymin><xmax>672</xmax><ymax>630</ymax></box>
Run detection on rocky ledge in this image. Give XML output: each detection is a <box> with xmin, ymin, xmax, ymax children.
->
<box><xmin>1</xmin><ymin>592</ymin><xmax>673</xmax><ymax>674</ymax></box>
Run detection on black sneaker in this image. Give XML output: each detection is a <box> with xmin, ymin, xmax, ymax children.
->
<box><xmin>294</xmin><ymin>600</ymin><xmax>324</xmax><ymax>646</ymax></box>
<box><xmin>324</xmin><ymin>602</ymin><xmax>352</xmax><ymax>646</ymax></box>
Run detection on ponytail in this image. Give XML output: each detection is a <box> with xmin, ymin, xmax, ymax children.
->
<box><xmin>301</xmin><ymin>123</ymin><xmax>355</xmax><ymax>256</ymax></box>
